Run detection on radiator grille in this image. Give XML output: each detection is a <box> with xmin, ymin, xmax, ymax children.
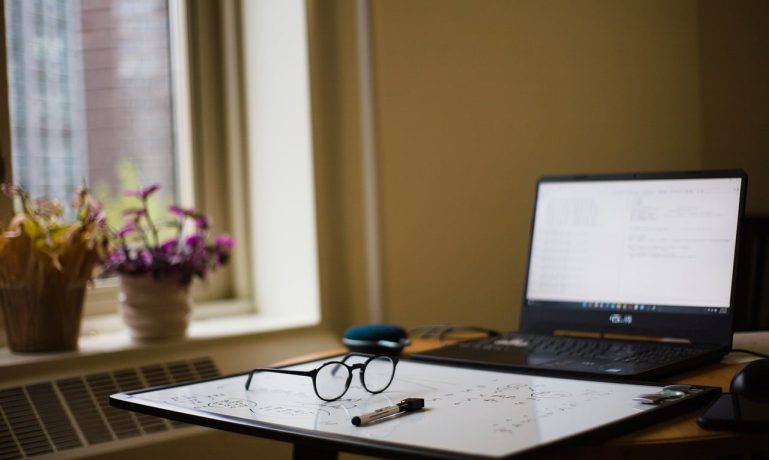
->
<box><xmin>0</xmin><ymin>387</ymin><xmax>53</xmax><ymax>458</ymax></box>
<box><xmin>0</xmin><ymin>357</ymin><xmax>219</xmax><ymax>460</ymax></box>
<box><xmin>25</xmin><ymin>383</ymin><xmax>81</xmax><ymax>451</ymax></box>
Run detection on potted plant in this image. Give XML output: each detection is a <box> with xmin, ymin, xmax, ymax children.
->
<box><xmin>101</xmin><ymin>185</ymin><xmax>233</xmax><ymax>342</ymax></box>
<box><xmin>0</xmin><ymin>184</ymin><xmax>109</xmax><ymax>352</ymax></box>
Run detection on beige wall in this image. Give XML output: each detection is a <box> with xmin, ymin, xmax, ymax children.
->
<box><xmin>699</xmin><ymin>0</ymin><xmax>769</xmax><ymax>214</ymax></box>
<box><xmin>371</xmin><ymin>0</ymin><xmax>703</xmax><ymax>329</ymax></box>
<box><xmin>309</xmin><ymin>0</ymin><xmax>768</xmax><ymax>335</ymax></box>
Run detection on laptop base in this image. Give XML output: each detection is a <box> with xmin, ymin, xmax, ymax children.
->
<box><xmin>411</xmin><ymin>333</ymin><xmax>727</xmax><ymax>380</ymax></box>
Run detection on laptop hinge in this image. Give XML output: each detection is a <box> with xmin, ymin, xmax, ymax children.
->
<box><xmin>552</xmin><ymin>330</ymin><xmax>601</xmax><ymax>339</ymax></box>
<box><xmin>553</xmin><ymin>330</ymin><xmax>692</xmax><ymax>344</ymax></box>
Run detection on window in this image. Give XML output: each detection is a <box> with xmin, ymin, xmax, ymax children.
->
<box><xmin>4</xmin><ymin>0</ymin><xmax>180</xmax><ymax>219</ymax></box>
<box><xmin>0</xmin><ymin>0</ymin><xmax>321</xmax><ymax>341</ymax></box>
<box><xmin>1</xmin><ymin>0</ymin><xmax>194</xmax><ymax>317</ymax></box>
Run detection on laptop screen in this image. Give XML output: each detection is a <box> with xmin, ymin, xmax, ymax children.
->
<box><xmin>521</xmin><ymin>171</ymin><xmax>746</xmax><ymax>343</ymax></box>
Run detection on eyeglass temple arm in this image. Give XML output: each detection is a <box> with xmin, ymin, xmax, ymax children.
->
<box><xmin>245</xmin><ymin>368</ymin><xmax>314</xmax><ymax>389</ymax></box>
<box><xmin>339</xmin><ymin>352</ymin><xmax>378</xmax><ymax>365</ymax></box>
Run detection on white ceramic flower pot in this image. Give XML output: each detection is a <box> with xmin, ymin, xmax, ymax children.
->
<box><xmin>118</xmin><ymin>275</ymin><xmax>191</xmax><ymax>342</ymax></box>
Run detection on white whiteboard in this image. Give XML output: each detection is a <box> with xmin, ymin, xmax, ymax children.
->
<box><xmin>113</xmin><ymin>358</ymin><xmax>695</xmax><ymax>458</ymax></box>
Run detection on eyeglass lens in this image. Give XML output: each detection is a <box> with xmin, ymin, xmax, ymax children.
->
<box><xmin>315</xmin><ymin>362</ymin><xmax>351</xmax><ymax>401</ymax></box>
<box><xmin>362</xmin><ymin>356</ymin><xmax>396</xmax><ymax>393</ymax></box>
<box><xmin>314</xmin><ymin>355</ymin><xmax>396</xmax><ymax>400</ymax></box>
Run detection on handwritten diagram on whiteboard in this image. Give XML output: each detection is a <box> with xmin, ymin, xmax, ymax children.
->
<box><xmin>118</xmin><ymin>358</ymin><xmax>664</xmax><ymax>458</ymax></box>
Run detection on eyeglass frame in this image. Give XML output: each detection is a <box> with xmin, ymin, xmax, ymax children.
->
<box><xmin>244</xmin><ymin>352</ymin><xmax>400</xmax><ymax>401</ymax></box>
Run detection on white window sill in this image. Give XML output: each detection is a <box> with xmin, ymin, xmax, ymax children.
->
<box><xmin>0</xmin><ymin>302</ymin><xmax>321</xmax><ymax>370</ymax></box>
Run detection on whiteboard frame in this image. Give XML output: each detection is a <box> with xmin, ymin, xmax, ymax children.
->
<box><xmin>109</xmin><ymin>357</ymin><xmax>719</xmax><ymax>459</ymax></box>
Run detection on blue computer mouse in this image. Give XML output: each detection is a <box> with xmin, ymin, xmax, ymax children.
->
<box><xmin>730</xmin><ymin>358</ymin><xmax>769</xmax><ymax>401</ymax></box>
<box><xmin>342</xmin><ymin>324</ymin><xmax>410</xmax><ymax>355</ymax></box>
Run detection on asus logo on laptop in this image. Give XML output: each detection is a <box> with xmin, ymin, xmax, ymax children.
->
<box><xmin>609</xmin><ymin>314</ymin><xmax>633</xmax><ymax>325</ymax></box>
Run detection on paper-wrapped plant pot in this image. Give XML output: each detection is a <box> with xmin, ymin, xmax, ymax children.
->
<box><xmin>118</xmin><ymin>275</ymin><xmax>191</xmax><ymax>342</ymax></box>
<box><xmin>0</xmin><ymin>276</ymin><xmax>87</xmax><ymax>353</ymax></box>
<box><xmin>0</xmin><ymin>183</ymin><xmax>109</xmax><ymax>353</ymax></box>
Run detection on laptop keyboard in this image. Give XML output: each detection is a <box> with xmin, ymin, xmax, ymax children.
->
<box><xmin>458</xmin><ymin>333</ymin><xmax>704</xmax><ymax>365</ymax></box>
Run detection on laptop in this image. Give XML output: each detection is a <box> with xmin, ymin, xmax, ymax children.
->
<box><xmin>412</xmin><ymin>170</ymin><xmax>747</xmax><ymax>379</ymax></box>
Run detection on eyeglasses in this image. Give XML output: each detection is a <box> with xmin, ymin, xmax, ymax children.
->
<box><xmin>244</xmin><ymin>353</ymin><xmax>399</xmax><ymax>401</ymax></box>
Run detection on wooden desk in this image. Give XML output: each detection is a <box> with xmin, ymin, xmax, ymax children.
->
<box><xmin>565</xmin><ymin>361</ymin><xmax>768</xmax><ymax>459</ymax></box>
<box><xmin>277</xmin><ymin>333</ymin><xmax>769</xmax><ymax>460</ymax></box>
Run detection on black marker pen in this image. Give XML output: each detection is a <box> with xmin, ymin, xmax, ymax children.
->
<box><xmin>351</xmin><ymin>398</ymin><xmax>425</xmax><ymax>426</ymax></box>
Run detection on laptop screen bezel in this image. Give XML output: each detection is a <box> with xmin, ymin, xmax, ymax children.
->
<box><xmin>518</xmin><ymin>169</ymin><xmax>747</xmax><ymax>347</ymax></box>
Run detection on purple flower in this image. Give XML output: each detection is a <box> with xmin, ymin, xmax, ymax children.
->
<box><xmin>185</xmin><ymin>234</ymin><xmax>205</xmax><ymax>249</ymax></box>
<box><xmin>169</xmin><ymin>204</ymin><xmax>210</xmax><ymax>230</ymax></box>
<box><xmin>214</xmin><ymin>234</ymin><xmax>235</xmax><ymax>250</ymax></box>
<box><xmin>159</xmin><ymin>238</ymin><xmax>178</xmax><ymax>253</ymax></box>
<box><xmin>125</xmin><ymin>184</ymin><xmax>160</xmax><ymax>199</ymax></box>
<box><xmin>102</xmin><ymin>186</ymin><xmax>235</xmax><ymax>284</ymax></box>
<box><xmin>194</xmin><ymin>215</ymin><xmax>210</xmax><ymax>230</ymax></box>
<box><xmin>117</xmin><ymin>222</ymin><xmax>137</xmax><ymax>238</ymax></box>
<box><xmin>169</xmin><ymin>204</ymin><xmax>196</xmax><ymax>218</ymax></box>
<box><xmin>138</xmin><ymin>249</ymin><xmax>153</xmax><ymax>266</ymax></box>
